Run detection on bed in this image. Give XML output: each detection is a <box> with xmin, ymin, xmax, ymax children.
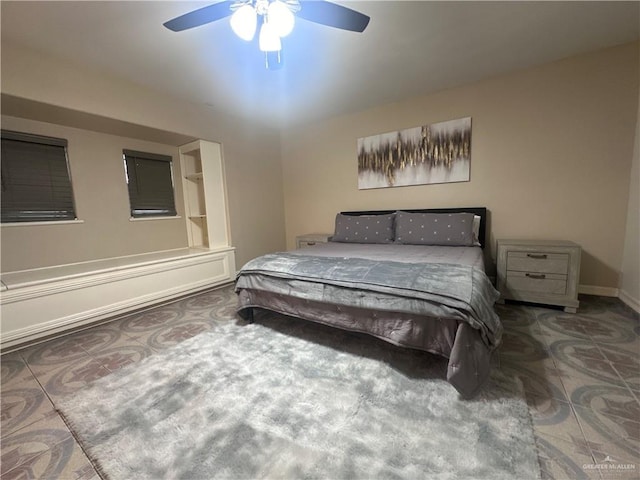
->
<box><xmin>235</xmin><ymin>207</ymin><xmax>502</xmax><ymax>398</ymax></box>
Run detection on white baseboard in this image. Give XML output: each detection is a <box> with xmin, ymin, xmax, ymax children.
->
<box><xmin>618</xmin><ymin>289</ymin><xmax>640</xmax><ymax>313</ymax></box>
<box><xmin>0</xmin><ymin>248</ymin><xmax>236</xmax><ymax>350</ymax></box>
<box><xmin>578</xmin><ymin>284</ymin><xmax>619</xmax><ymax>297</ymax></box>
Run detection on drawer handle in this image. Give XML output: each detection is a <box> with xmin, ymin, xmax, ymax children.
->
<box><xmin>307</xmin><ymin>242</ymin><xmax>316</xmax><ymax>246</ymax></box>
<box><xmin>527</xmin><ymin>253</ymin><xmax>548</xmax><ymax>259</ymax></box>
<box><xmin>526</xmin><ymin>273</ymin><xmax>546</xmax><ymax>279</ymax></box>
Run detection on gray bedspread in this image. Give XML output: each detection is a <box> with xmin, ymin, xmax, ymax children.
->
<box><xmin>236</xmin><ymin>251</ymin><xmax>502</xmax><ymax>397</ymax></box>
<box><xmin>237</xmin><ymin>253</ymin><xmax>500</xmax><ymax>348</ymax></box>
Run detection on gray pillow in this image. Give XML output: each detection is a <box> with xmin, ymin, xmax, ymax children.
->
<box><xmin>331</xmin><ymin>213</ymin><xmax>395</xmax><ymax>244</ymax></box>
<box><xmin>395</xmin><ymin>211</ymin><xmax>475</xmax><ymax>246</ymax></box>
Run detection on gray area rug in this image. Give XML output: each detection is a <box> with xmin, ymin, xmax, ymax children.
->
<box><xmin>58</xmin><ymin>312</ymin><xmax>541</xmax><ymax>479</ymax></box>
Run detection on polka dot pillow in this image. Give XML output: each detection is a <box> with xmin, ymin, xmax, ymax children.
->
<box><xmin>331</xmin><ymin>213</ymin><xmax>395</xmax><ymax>244</ymax></box>
<box><xmin>395</xmin><ymin>211</ymin><xmax>475</xmax><ymax>246</ymax></box>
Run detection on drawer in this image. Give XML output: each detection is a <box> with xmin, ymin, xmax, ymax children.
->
<box><xmin>298</xmin><ymin>240</ymin><xmax>319</xmax><ymax>248</ymax></box>
<box><xmin>507</xmin><ymin>251</ymin><xmax>569</xmax><ymax>274</ymax></box>
<box><xmin>295</xmin><ymin>233</ymin><xmax>331</xmax><ymax>250</ymax></box>
<box><xmin>506</xmin><ymin>271</ymin><xmax>567</xmax><ymax>295</ymax></box>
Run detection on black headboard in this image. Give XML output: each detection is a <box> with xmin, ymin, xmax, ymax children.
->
<box><xmin>339</xmin><ymin>207</ymin><xmax>488</xmax><ymax>249</ymax></box>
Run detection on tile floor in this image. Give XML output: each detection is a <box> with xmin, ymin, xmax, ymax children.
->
<box><xmin>1</xmin><ymin>285</ymin><xmax>638</xmax><ymax>479</ymax></box>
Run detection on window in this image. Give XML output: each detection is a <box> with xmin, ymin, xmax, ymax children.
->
<box><xmin>123</xmin><ymin>149</ymin><xmax>177</xmax><ymax>218</ymax></box>
<box><xmin>1</xmin><ymin>130</ymin><xmax>77</xmax><ymax>223</ymax></box>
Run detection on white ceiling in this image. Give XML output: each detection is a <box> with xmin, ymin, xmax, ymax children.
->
<box><xmin>2</xmin><ymin>1</ymin><xmax>639</xmax><ymax>128</ymax></box>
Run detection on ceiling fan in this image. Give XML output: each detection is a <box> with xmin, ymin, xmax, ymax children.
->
<box><xmin>164</xmin><ymin>0</ymin><xmax>370</xmax><ymax>69</ymax></box>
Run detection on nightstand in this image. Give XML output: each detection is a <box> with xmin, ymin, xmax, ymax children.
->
<box><xmin>496</xmin><ymin>239</ymin><xmax>581</xmax><ymax>313</ymax></box>
<box><xmin>295</xmin><ymin>233</ymin><xmax>332</xmax><ymax>249</ymax></box>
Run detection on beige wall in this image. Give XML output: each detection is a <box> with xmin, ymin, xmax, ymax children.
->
<box><xmin>1</xmin><ymin>41</ymin><xmax>286</xmax><ymax>271</ymax></box>
<box><xmin>0</xmin><ymin>115</ymin><xmax>189</xmax><ymax>271</ymax></box>
<box><xmin>281</xmin><ymin>42</ymin><xmax>639</xmax><ymax>289</ymax></box>
<box><xmin>621</xmin><ymin>89</ymin><xmax>640</xmax><ymax>306</ymax></box>
<box><xmin>3</xmin><ymin>40</ymin><xmax>638</xmax><ymax>292</ymax></box>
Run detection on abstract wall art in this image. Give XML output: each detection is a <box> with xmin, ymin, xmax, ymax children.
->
<box><xmin>357</xmin><ymin>117</ymin><xmax>471</xmax><ymax>189</ymax></box>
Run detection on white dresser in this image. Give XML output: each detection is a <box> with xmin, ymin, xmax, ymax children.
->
<box><xmin>496</xmin><ymin>239</ymin><xmax>581</xmax><ymax>313</ymax></box>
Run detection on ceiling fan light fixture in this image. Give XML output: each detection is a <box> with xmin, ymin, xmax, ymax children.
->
<box><xmin>259</xmin><ymin>21</ymin><xmax>281</xmax><ymax>52</ymax></box>
<box><xmin>265</xmin><ymin>50</ymin><xmax>284</xmax><ymax>70</ymax></box>
<box><xmin>164</xmin><ymin>0</ymin><xmax>370</xmax><ymax>69</ymax></box>
<box><xmin>268</xmin><ymin>1</ymin><xmax>295</xmax><ymax>38</ymax></box>
<box><xmin>230</xmin><ymin>4</ymin><xmax>257</xmax><ymax>41</ymax></box>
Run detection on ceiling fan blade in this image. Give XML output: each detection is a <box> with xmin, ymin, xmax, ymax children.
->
<box><xmin>163</xmin><ymin>1</ymin><xmax>234</xmax><ymax>32</ymax></box>
<box><xmin>297</xmin><ymin>1</ymin><xmax>370</xmax><ymax>33</ymax></box>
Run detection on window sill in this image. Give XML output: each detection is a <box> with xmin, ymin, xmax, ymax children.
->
<box><xmin>129</xmin><ymin>216</ymin><xmax>182</xmax><ymax>222</ymax></box>
<box><xmin>1</xmin><ymin>219</ymin><xmax>85</xmax><ymax>227</ymax></box>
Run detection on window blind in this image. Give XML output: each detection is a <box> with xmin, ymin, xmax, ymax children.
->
<box><xmin>123</xmin><ymin>150</ymin><xmax>177</xmax><ymax>218</ymax></box>
<box><xmin>1</xmin><ymin>130</ymin><xmax>76</xmax><ymax>223</ymax></box>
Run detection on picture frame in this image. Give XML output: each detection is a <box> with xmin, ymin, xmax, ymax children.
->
<box><xmin>357</xmin><ymin>117</ymin><xmax>471</xmax><ymax>189</ymax></box>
